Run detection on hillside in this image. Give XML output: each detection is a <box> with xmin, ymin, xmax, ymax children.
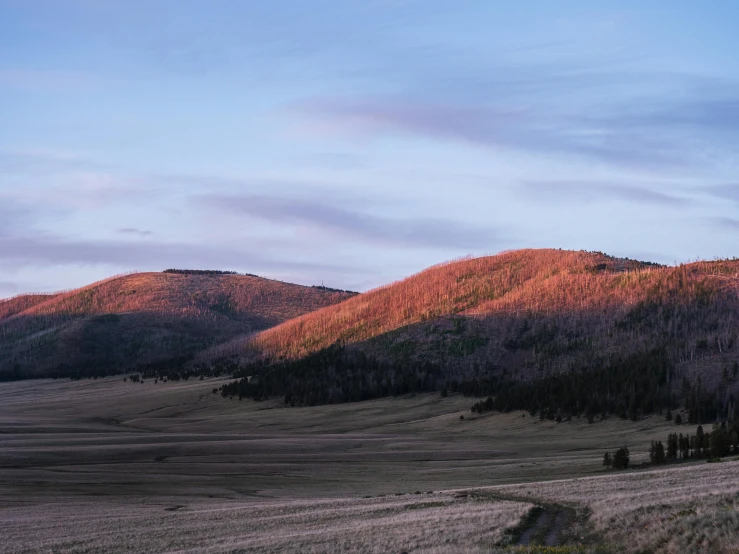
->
<box><xmin>0</xmin><ymin>271</ymin><xmax>354</xmax><ymax>379</ymax></box>
<box><xmin>215</xmin><ymin>249</ymin><xmax>739</xmax><ymax>412</ymax></box>
<box><xmin>0</xmin><ymin>293</ymin><xmax>59</xmax><ymax>320</ymax></box>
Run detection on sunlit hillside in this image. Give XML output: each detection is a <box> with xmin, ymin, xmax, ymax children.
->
<box><xmin>0</xmin><ymin>293</ymin><xmax>59</xmax><ymax>320</ymax></box>
<box><xmin>0</xmin><ymin>271</ymin><xmax>354</xmax><ymax>378</ymax></box>
<box><xmin>219</xmin><ymin>249</ymin><xmax>739</xmax><ymax>386</ymax></box>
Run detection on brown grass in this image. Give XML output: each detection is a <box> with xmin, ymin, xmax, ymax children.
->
<box><xmin>0</xmin><ymin>293</ymin><xmax>58</xmax><ymax>319</ymax></box>
<box><xmin>7</xmin><ymin>272</ymin><xmax>352</xmax><ymax>321</ymax></box>
<box><xmin>1</xmin><ymin>377</ymin><xmax>737</xmax><ymax>553</ymax></box>
<box><xmin>0</xmin><ymin>493</ymin><xmax>532</xmax><ymax>554</ymax></box>
<box><xmin>489</xmin><ymin>459</ymin><xmax>739</xmax><ymax>554</ymax></box>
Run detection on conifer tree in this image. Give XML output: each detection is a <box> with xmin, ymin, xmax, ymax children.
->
<box><xmin>667</xmin><ymin>433</ymin><xmax>678</xmax><ymax>461</ymax></box>
<box><xmin>603</xmin><ymin>451</ymin><xmax>612</xmax><ymax>468</ymax></box>
<box><xmin>655</xmin><ymin>441</ymin><xmax>666</xmax><ymax>464</ymax></box>
<box><xmin>612</xmin><ymin>446</ymin><xmax>630</xmax><ymax>470</ymax></box>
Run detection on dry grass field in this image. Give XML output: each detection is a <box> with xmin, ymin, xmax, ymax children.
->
<box><xmin>488</xmin><ymin>459</ymin><xmax>739</xmax><ymax>554</ymax></box>
<box><xmin>2</xmin><ymin>492</ymin><xmax>533</xmax><ymax>554</ymax></box>
<box><xmin>1</xmin><ymin>377</ymin><xmax>736</xmax><ymax>553</ymax></box>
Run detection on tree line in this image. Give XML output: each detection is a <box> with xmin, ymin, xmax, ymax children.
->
<box><xmin>466</xmin><ymin>349</ymin><xmax>676</xmax><ymax>421</ymax></box>
<box><xmin>218</xmin><ymin>345</ymin><xmax>441</xmax><ymax>405</ymax></box>
<box><xmin>163</xmin><ymin>269</ymin><xmax>241</xmax><ymax>275</ymax></box>
<box><xmin>603</xmin><ymin>421</ymin><xmax>739</xmax><ymax>471</ymax></box>
<box><xmin>648</xmin><ymin>422</ymin><xmax>739</xmax><ymax>463</ymax></box>
<box><xmin>213</xmin><ymin>343</ymin><xmax>734</xmax><ymax>430</ymax></box>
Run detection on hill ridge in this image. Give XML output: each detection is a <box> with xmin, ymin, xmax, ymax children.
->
<box><xmin>0</xmin><ymin>271</ymin><xmax>355</xmax><ymax>378</ymax></box>
<box><xmin>210</xmin><ymin>248</ymin><xmax>739</xmax><ymax>396</ymax></box>
<box><xmin>218</xmin><ymin>249</ymin><xmax>661</xmax><ymax>358</ymax></box>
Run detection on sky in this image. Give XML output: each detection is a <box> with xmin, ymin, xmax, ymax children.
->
<box><xmin>1</xmin><ymin>0</ymin><xmax>739</xmax><ymax>297</ymax></box>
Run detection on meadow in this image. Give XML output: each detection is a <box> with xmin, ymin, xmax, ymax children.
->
<box><xmin>3</xmin><ymin>377</ymin><xmax>736</xmax><ymax>552</ymax></box>
<box><xmin>495</xmin><ymin>460</ymin><xmax>739</xmax><ymax>554</ymax></box>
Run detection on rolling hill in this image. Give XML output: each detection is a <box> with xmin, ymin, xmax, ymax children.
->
<box><xmin>0</xmin><ymin>270</ymin><xmax>355</xmax><ymax>379</ymax></box>
<box><xmin>215</xmin><ymin>249</ymin><xmax>739</xmax><ymax>404</ymax></box>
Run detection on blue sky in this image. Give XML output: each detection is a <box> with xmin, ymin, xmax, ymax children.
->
<box><xmin>1</xmin><ymin>1</ymin><xmax>739</xmax><ymax>296</ymax></box>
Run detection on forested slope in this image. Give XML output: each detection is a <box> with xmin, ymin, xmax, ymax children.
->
<box><xmin>215</xmin><ymin>250</ymin><xmax>739</xmax><ymax>417</ymax></box>
<box><xmin>0</xmin><ymin>271</ymin><xmax>354</xmax><ymax>378</ymax></box>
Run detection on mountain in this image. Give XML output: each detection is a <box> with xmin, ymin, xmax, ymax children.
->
<box><xmin>218</xmin><ymin>249</ymin><xmax>739</xmax><ymax>394</ymax></box>
<box><xmin>0</xmin><ymin>270</ymin><xmax>355</xmax><ymax>379</ymax></box>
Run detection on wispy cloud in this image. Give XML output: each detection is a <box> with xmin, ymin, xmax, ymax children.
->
<box><xmin>294</xmin><ymin>73</ymin><xmax>739</xmax><ymax>172</ymax></box>
<box><xmin>198</xmin><ymin>193</ymin><xmax>504</xmax><ymax>250</ymax></box>
<box><xmin>619</xmin><ymin>97</ymin><xmax>739</xmax><ymax>133</ymax></box>
<box><xmin>704</xmin><ymin>217</ymin><xmax>739</xmax><ymax>231</ymax></box>
<box><xmin>519</xmin><ymin>180</ymin><xmax>690</xmax><ymax>206</ymax></box>
<box><xmin>117</xmin><ymin>228</ymin><xmax>153</xmax><ymax>236</ymax></box>
<box><xmin>0</xmin><ymin>234</ymin><xmax>354</xmax><ymax>276</ymax></box>
<box><xmin>296</xmin><ymin>97</ymin><xmax>678</xmax><ymax>169</ymax></box>
<box><xmin>0</xmin><ymin>162</ymin><xmax>158</xmax><ymax>210</ymax></box>
<box><xmin>0</xmin><ymin>201</ymin><xmax>32</xmax><ymax>236</ymax></box>
<box><xmin>704</xmin><ymin>183</ymin><xmax>739</xmax><ymax>203</ymax></box>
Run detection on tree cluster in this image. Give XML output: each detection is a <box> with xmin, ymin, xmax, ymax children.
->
<box><xmin>463</xmin><ymin>349</ymin><xmax>677</xmax><ymax>421</ymax></box>
<box><xmin>218</xmin><ymin>345</ymin><xmax>441</xmax><ymax>406</ymax></box>
<box><xmin>603</xmin><ymin>447</ymin><xmax>630</xmax><ymax>470</ymax></box>
<box><xmin>649</xmin><ymin>423</ymin><xmax>739</xmax><ymax>463</ymax></box>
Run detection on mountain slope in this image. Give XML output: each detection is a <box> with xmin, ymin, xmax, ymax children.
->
<box><xmin>0</xmin><ymin>271</ymin><xmax>354</xmax><ymax>378</ymax></box>
<box><xmin>0</xmin><ymin>294</ymin><xmax>59</xmax><ymax>320</ymax></box>
<box><xmin>221</xmin><ymin>249</ymin><xmax>739</xmax><ymax>388</ymax></box>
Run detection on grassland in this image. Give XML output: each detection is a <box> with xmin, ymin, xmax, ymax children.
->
<box><xmin>493</xmin><ymin>460</ymin><xmax>739</xmax><ymax>553</ymax></box>
<box><xmin>3</xmin><ymin>377</ymin><xmax>736</xmax><ymax>553</ymax></box>
<box><xmin>2</xmin><ymin>492</ymin><xmax>534</xmax><ymax>554</ymax></box>
<box><xmin>0</xmin><ymin>377</ymin><xmax>684</xmax><ymax>499</ymax></box>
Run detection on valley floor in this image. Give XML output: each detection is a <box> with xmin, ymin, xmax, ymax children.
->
<box><xmin>1</xmin><ymin>378</ymin><xmax>737</xmax><ymax>553</ymax></box>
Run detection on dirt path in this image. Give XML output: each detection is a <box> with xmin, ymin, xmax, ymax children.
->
<box><xmin>516</xmin><ymin>507</ymin><xmax>546</xmax><ymax>545</ymax></box>
<box><xmin>545</xmin><ymin>508</ymin><xmax>570</xmax><ymax>546</ymax></box>
<box><xmin>471</xmin><ymin>490</ymin><xmax>575</xmax><ymax>548</ymax></box>
<box><xmin>516</xmin><ymin>505</ymin><xmax>572</xmax><ymax>546</ymax></box>
<box><xmin>515</xmin><ymin>505</ymin><xmax>572</xmax><ymax>546</ymax></box>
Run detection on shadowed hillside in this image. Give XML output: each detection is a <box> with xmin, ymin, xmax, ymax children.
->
<box><xmin>0</xmin><ymin>272</ymin><xmax>354</xmax><ymax>379</ymax></box>
<box><xmin>213</xmin><ymin>249</ymin><xmax>739</xmax><ymax>412</ymax></box>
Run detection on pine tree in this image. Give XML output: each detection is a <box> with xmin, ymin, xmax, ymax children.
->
<box><xmin>679</xmin><ymin>433</ymin><xmax>689</xmax><ymax>459</ymax></box>
<box><xmin>655</xmin><ymin>441</ymin><xmax>666</xmax><ymax>464</ymax></box>
<box><xmin>696</xmin><ymin>425</ymin><xmax>705</xmax><ymax>458</ymax></box>
<box><xmin>603</xmin><ymin>451</ymin><xmax>612</xmax><ymax>468</ymax></box>
<box><xmin>667</xmin><ymin>433</ymin><xmax>678</xmax><ymax>461</ymax></box>
<box><xmin>612</xmin><ymin>446</ymin><xmax>630</xmax><ymax>470</ymax></box>
<box><xmin>710</xmin><ymin>423</ymin><xmax>728</xmax><ymax>458</ymax></box>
